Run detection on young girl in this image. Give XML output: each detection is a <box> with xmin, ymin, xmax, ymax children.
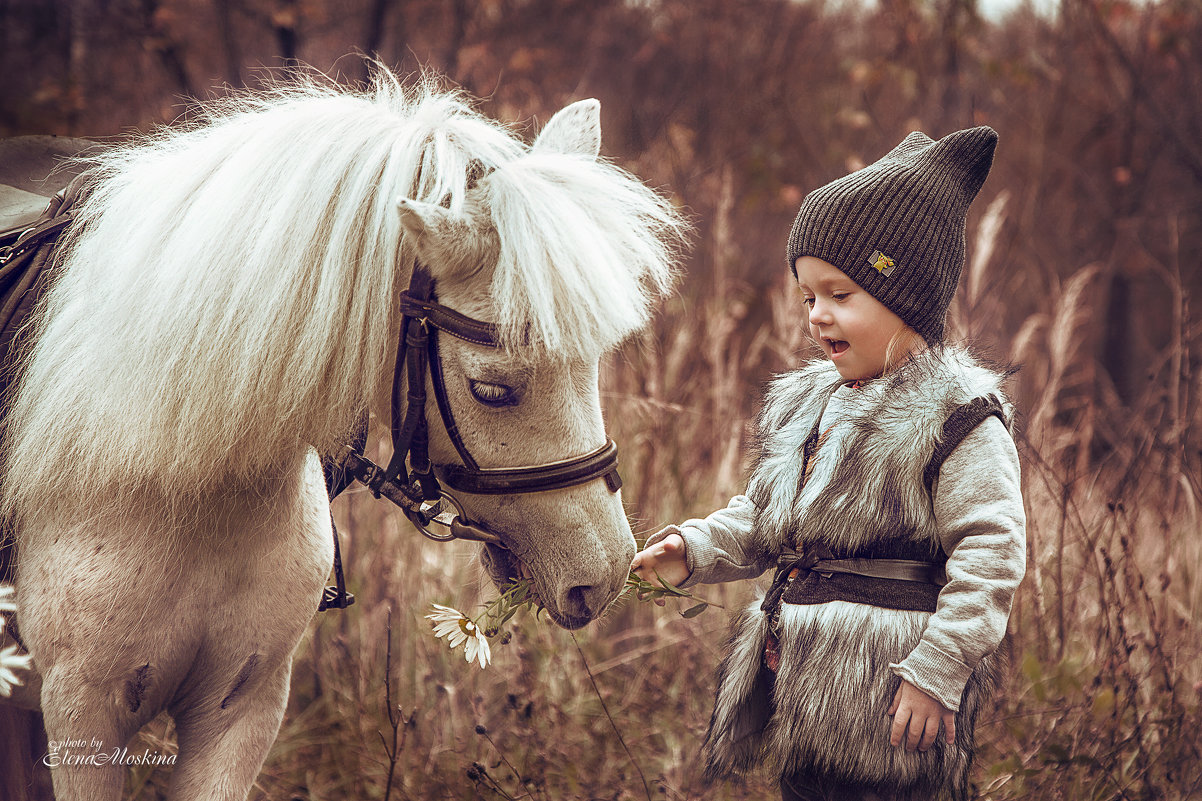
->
<box><xmin>632</xmin><ymin>127</ymin><xmax>1025</xmax><ymax>801</ymax></box>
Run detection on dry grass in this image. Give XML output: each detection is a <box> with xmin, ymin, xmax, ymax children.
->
<box><xmin>120</xmin><ymin>205</ymin><xmax>1201</xmax><ymax>801</ymax></box>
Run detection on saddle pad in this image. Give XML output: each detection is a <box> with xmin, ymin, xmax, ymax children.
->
<box><xmin>0</xmin><ymin>135</ymin><xmax>93</xmax><ymax>195</ymax></box>
<box><xmin>0</xmin><ymin>184</ymin><xmax>51</xmax><ymax>234</ymax></box>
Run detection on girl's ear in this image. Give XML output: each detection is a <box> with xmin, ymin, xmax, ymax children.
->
<box><xmin>531</xmin><ymin>99</ymin><xmax>602</xmax><ymax>160</ymax></box>
<box><xmin>397</xmin><ymin>197</ymin><xmax>499</xmax><ymax>283</ymax></box>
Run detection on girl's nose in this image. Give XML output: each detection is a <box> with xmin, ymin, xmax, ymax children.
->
<box><xmin>809</xmin><ymin>298</ymin><xmax>833</xmax><ymax>324</ymax></box>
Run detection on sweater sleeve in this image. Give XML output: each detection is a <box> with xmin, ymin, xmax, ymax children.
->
<box><xmin>644</xmin><ymin>494</ymin><xmax>771</xmax><ymax>588</ymax></box>
<box><xmin>889</xmin><ymin>416</ymin><xmax>1027</xmax><ymax>712</ymax></box>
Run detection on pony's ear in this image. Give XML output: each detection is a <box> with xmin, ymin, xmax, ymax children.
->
<box><xmin>531</xmin><ymin>99</ymin><xmax>601</xmax><ymax>159</ymax></box>
<box><xmin>397</xmin><ymin>197</ymin><xmax>452</xmax><ymax>241</ymax></box>
<box><xmin>397</xmin><ymin>197</ymin><xmax>498</xmax><ymax>281</ymax></box>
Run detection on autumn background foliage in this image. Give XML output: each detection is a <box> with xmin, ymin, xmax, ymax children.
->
<box><xmin>2</xmin><ymin>0</ymin><xmax>1200</xmax><ymax>798</ymax></box>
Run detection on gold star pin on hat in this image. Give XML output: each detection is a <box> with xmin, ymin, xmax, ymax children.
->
<box><xmin>869</xmin><ymin>250</ymin><xmax>897</xmax><ymax>276</ymax></box>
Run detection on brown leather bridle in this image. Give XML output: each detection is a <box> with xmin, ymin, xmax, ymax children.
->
<box><xmin>332</xmin><ymin>262</ymin><xmax>623</xmax><ymax>549</ymax></box>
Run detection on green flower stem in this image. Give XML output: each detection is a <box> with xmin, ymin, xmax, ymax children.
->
<box><xmin>469</xmin><ymin>570</ymin><xmax>725</xmax><ymax>645</ymax></box>
<box><xmin>623</xmin><ymin>571</ymin><xmax>725</xmax><ymax>611</ymax></box>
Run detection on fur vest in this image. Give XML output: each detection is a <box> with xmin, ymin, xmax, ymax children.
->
<box><xmin>703</xmin><ymin>346</ymin><xmax>1015</xmax><ymax>799</ymax></box>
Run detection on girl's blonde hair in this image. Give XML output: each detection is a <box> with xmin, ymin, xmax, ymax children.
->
<box><xmin>883</xmin><ymin>326</ymin><xmax>928</xmax><ymax>375</ymax></box>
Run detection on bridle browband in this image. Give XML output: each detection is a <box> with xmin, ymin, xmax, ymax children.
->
<box><xmin>332</xmin><ymin>262</ymin><xmax>623</xmax><ymax>550</ymax></box>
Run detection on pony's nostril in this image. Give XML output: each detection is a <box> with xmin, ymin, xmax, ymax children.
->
<box><xmin>564</xmin><ymin>585</ymin><xmax>598</xmax><ymax>621</ymax></box>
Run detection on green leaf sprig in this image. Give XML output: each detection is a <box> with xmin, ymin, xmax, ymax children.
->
<box><xmin>624</xmin><ymin>571</ymin><xmax>724</xmax><ymax>618</ymax></box>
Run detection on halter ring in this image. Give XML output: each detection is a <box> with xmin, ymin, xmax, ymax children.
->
<box><xmin>412</xmin><ymin>491</ymin><xmax>506</xmax><ymax>547</ymax></box>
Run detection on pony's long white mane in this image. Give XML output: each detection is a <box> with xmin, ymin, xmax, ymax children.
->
<box><xmin>482</xmin><ymin>152</ymin><xmax>682</xmax><ymax>356</ymax></box>
<box><xmin>0</xmin><ymin>70</ymin><xmax>683</xmax><ymax>523</ymax></box>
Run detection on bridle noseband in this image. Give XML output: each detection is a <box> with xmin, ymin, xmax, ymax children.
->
<box><xmin>334</xmin><ymin>262</ymin><xmax>623</xmax><ymax>549</ymax></box>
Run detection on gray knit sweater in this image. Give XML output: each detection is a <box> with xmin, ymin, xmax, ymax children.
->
<box><xmin>651</xmin><ymin>383</ymin><xmax>1026</xmax><ymax>711</ymax></box>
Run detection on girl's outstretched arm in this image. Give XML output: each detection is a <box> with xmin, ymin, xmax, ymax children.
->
<box><xmin>635</xmin><ymin>495</ymin><xmax>769</xmax><ymax>589</ymax></box>
<box><xmin>631</xmin><ymin>532</ymin><xmax>689</xmax><ymax>587</ymax></box>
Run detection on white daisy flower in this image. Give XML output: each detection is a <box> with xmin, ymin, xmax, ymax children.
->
<box><xmin>461</xmin><ymin>621</ymin><xmax>491</xmax><ymax>669</ymax></box>
<box><xmin>0</xmin><ymin>642</ymin><xmax>32</xmax><ymax>698</ymax></box>
<box><xmin>427</xmin><ymin>603</ymin><xmax>468</xmax><ymax>641</ymax></box>
<box><xmin>0</xmin><ymin>583</ymin><xmax>16</xmax><ymax>614</ymax></box>
<box><xmin>425</xmin><ymin>603</ymin><xmax>491</xmax><ymax>669</ymax></box>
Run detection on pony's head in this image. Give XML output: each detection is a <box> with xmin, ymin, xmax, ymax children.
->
<box><xmin>0</xmin><ymin>72</ymin><xmax>685</xmax><ymax>630</ymax></box>
<box><xmin>397</xmin><ymin>99</ymin><xmax>684</xmax><ymax>627</ymax></box>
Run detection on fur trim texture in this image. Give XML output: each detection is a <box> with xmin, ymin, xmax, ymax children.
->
<box><xmin>748</xmin><ymin>346</ymin><xmax>1014</xmax><ymax>558</ymax></box>
<box><xmin>704</xmin><ymin>596</ymin><xmax>1005</xmax><ymax>799</ymax></box>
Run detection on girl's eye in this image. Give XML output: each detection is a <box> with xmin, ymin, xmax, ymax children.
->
<box><xmin>832</xmin><ymin>292</ymin><xmax>850</xmax><ymax>302</ymax></box>
<box><xmin>469</xmin><ymin>379</ymin><xmax>519</xmax><ymax>408</ymax></box>
<box><xmin>802</xmin><ymin>297</ymin><xmax>816</xmax><ymax>308</ymax></box>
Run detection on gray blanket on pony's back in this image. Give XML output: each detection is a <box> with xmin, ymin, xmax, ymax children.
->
<box><xmin>0</xmin><ymin>135</ymin><xmax>93</xmax><ymax>227</ymax></box>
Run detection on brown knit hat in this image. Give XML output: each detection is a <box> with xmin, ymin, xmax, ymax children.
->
<box><xmin>786</xmin><ymin>126</ymin><xmax>998</xmax><ymax>343</ymax></box>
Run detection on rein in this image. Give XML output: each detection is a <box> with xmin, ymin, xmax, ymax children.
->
<box><xmin>320</xmin><ymin>262</ymin><xmax>624</xmax><ymax>609</ymax></box>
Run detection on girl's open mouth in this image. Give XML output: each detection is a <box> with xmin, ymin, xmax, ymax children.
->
<box><xmin>826</xmin><ymin>339</ymin><xmax>849</xmax><ymax>356</ymax></box>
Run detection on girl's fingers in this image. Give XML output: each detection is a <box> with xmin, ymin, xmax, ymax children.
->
<box><xmin>655</xmin><ymin>534</ymin><xmax>684</xmax><ymax>556</ymax></box>
<box><xmin>888</xmin><ymin>703</ymin><xmax>908</xmax><ymax>747</ymax></box>
<box><xmin>905</xmin><ymin>715</ymin><xmax>924</xmax><ymax>751</ymax></box>
<box><xmin>944</xmin><ymin>712</ymin><xmax>957</xmax><ymax>745</ymax></box>
<box><xmin>632</xmin><ymin>548</ymin><xmax>658</xmax><ymax>567</ymax></box>
<box><xmin>632</xmin><ymin>548</ymin><xmax>662</xmax><ymax>568</ymax></box>
<box><xmin>887</xmin><ymin>686</ymin><xmax>901</xmax><ymax>715</ymax></box>
<box><xmin>918</xmin><ymin>716</ymin><xmax>938</xmax><ymax>751</ymax></box>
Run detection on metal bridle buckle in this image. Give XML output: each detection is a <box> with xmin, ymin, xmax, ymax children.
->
<box><xmin>411</xmin><ymin>491</ymin><xmax>506</xmax><ymax>547</ymax></box>
<box><xmin>412</xmin><ymin>494</ymin><xmax>456</xmax><ymax>542</ymax></box>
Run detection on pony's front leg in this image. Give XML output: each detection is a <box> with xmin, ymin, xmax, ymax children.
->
<box><xmin>20</xmin><ymin>539</ymin><xmax>184</xmax><ymax>801</ymax></box>
<box><xmin>166</xmin><ymin>657</ymin><xmax>293</xmax><ymax>801</ymax></box>
<box><xmin>38</xmin><ymin>666</ymin><xmax>154</xmax><ymax>801</ymax></box>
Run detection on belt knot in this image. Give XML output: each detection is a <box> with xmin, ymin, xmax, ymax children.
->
<box><xmin>760</xmin><ymin>544</ymin><xmax>831</xmax><ymax>614</ymax></box>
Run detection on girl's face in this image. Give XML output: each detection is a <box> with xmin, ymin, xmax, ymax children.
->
<box><xmin>795</xmin><ymin>256</ymin><xmax>922</xmax><ymax>381</ymax></box>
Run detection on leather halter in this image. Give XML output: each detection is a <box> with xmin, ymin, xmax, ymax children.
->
<box><xmin>333</xmin><ymin>262</ymin><xmax>623</xmax><ymax>549</ymax></box>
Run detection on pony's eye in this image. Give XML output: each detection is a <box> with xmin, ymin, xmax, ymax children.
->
<box><xmin>469</xmin><ymin>379</ymin><xmax>519</xmax><ymax>408</ymax></box>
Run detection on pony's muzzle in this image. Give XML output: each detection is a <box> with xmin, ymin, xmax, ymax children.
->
<box><xmin>557</xmin><ymin>549</ymin><xmax>632</xmax><ymax>628</ymax></box>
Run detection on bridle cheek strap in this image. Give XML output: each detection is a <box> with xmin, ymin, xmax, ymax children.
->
<box><xmin>424</xmin><ymin>321</ymin><xmax>622</xmax><ymax>494</ymax></box>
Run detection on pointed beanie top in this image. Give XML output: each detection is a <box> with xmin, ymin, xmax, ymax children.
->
<box><xmin>786</xmin><ymin>126</ymin><xmax>998</xmax><ymax>343</ymax></box>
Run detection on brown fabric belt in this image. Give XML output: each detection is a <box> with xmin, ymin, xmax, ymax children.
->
<box><xmin>762</xmin><ymin>545</ymin><xmax>947</xmax><ymax>616</ymax></box>
<box><xmin>808</xmin><ymin>557</ymin><xmax>946</xmax><ymax>586</ymax></box>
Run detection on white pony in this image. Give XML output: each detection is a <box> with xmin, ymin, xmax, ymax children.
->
<box><xmin>0</xmin><ymin>70</ymin><xmax>684</xmax><ymax>800</ymax></box>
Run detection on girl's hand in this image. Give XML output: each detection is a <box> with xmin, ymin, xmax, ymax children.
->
<box><xmin>631</xmin><ymin>531</ymin><xmax>689</xmax><ymax>588</ymax></box>
<box><xmin>887</xmin><ymin>680</ymin><xmax>956</xmax><ymax>751</ymax></box>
